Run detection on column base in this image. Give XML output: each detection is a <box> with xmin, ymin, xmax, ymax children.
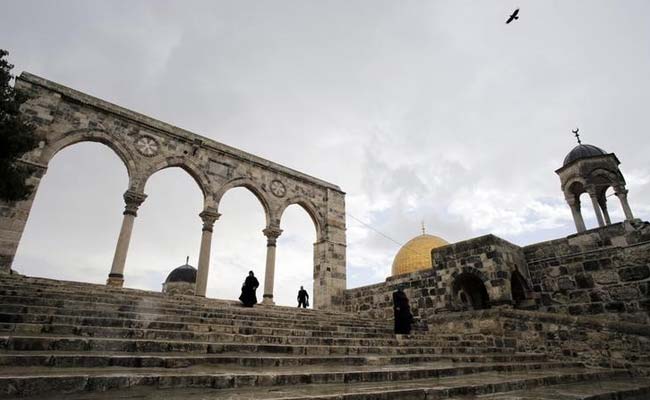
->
<box><xmin>106</xmin><ymin>274</ymin><xmax>124</xmax><ymax>288</ymax></box>
<box><xmin>262</xmin><ymin>294</ymin><xmax>275</xmax><ymax>305</ymax></box>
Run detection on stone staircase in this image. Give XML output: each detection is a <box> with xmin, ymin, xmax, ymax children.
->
<box><xmin>0</xmin><ymin>274</ymin><xmax>648</xmax><ymax>399</ymax></box>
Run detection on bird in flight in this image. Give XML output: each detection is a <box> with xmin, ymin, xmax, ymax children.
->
<box><xmin>506</xmin><ymin>9</ymin><xmax>520</xmax><ymax>24</ymax></box>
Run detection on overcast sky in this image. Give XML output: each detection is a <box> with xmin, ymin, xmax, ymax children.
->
<box><xmin>3</xmin><ymin>1</ymin><xmax>649</xmax><ymax>306</ymax></box>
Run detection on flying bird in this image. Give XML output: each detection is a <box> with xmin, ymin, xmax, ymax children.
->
<box><xmin>506</xmin><ymin>9</ymin><xmax>520</xmax><ymax>24</ymax></box>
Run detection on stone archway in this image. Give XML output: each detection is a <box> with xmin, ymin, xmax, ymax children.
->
<box><xmin>452</xmin><ymin>273</ymin><xmax>490</xmax><ymax>310</ymax></box>
<box><xmin>0</xmin><ymin>72</ymin><xmax>348</xmax><ymax>310</ymax></box>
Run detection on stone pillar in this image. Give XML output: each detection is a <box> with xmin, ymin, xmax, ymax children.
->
<box><xmin>0</xmin><ymin>163</ymin><xmax>46</xmax><ymax>273</ymax></box>
<box><xmin>587</xmin><ymin>189</ymin><xmax>605</xmax><ymax>228</ymax></box>
<box><xmin>598</xmin><ymin>196</ymin><xmax>611</xmax><ymax>225</ymax></box>
<box><xmin>195</xmin><ymin>209</ymin><xmax>220</xmax><ymax>297</ymax></box>
<box><xmin>262</xmin><ymin>226</ymin><xmax>282</xmax><ymax>305</ymax></box>
<box><xmin>566</xmin><ymin>197</ymin><xmax>586</xmax><ymax>233</ymax></box>
<box><xmin>107</xmin><ymin>190</ymin><xmax>147</xmax><ymax>287</ymax></box>
<box><xmin>615</xmin><ymin>187</ymin><xmax>634</xmax><ymax>221</ymax></box>
<box><xmin>312</xmin><ymin>189</ymin><xmax>347</xmax><ymax>311</ymax></box>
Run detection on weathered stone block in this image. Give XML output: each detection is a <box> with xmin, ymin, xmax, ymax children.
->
<box><xmin>618</xmin><ymin>265</ymin><xmax>650</xmax><ymax>282</ymax></box>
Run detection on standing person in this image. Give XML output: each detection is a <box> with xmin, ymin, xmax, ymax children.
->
<box><xmin>297</xmin><ymin>286</ymin><xmax>309</xmax><ymax>308</ymax></box>
<box><xmin>239</xmin><ymin>271</ymin><xmax>259</xmax><ymax>307</ymax></box>
<box><xmin>392</xmin><ymin>286</ymin><xmax>413</xmax><ymax>334</ymax></box>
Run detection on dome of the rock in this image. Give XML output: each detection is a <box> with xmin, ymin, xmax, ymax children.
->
<box><xmin>391</xmin><ymin>234</ymin><xmax>449</xmax><ymax>276</ymax></box>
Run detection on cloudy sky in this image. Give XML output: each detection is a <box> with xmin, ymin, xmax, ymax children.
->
<box><xmin>3</xmin><ymin>1</ymin><xmax>649</xmax><ymax>306</ymax></box>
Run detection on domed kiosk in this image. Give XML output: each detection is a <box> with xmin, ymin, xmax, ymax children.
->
<box><xmin>162</xmin><ymin>257</ymin><xmax>197</xmax><ymax>296</ymax></box>
<box><xmin>391</xmin><ymin>230</ymin><xmax>448</xmax><ymax>276</ymax></box>
<box><xmin>556</xmin><ymin>134</ymin><xmax>635</xmax><ymax>233</ymax></box>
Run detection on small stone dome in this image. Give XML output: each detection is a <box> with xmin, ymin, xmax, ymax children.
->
<box><xmin>563</xmin><ymin>144</ymin><xmax>607</xmax><ymax>166</ymax></box>
<box><xmin>391</xmin><ymin>234</ymin><xmax>449</xmax><ymax>276</ymax></box>
<box><xmin>165</xmin><ymin>262</ymin><xmax>197</xmax><ymax>284</ymax></box>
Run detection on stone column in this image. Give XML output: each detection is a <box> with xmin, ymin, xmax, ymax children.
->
<box><xmin>262</xmin><ymin>226</ymin><xmax>283</xmax><ymax>305</ymax></box>
<box><xmin>587</xmin><ymin>189</ymin><xmax>605</xmax><ymax>228</ymax></box>
<box><xmin>615</xmin><ymin>187</ymin><xmax>634</xmax><ymax>221</ymax></box>
<box><xmin>107</xmin><ymin>190</ymin><xmax>147</xmax><ymax>287</ymax></box>
<box><xmin>566</xmin><ymin>197</ymin><xmax>586</xmax><ymax>233</ymax></box>
<box><xmin>195</xmin><ymin>209</ymin><xmax>220</xmax><ymax>297</ymax></box>
<box><xmin>598</xmin><ymin>196</ymin><xmax>611</xmax><ymax>225</ymax></box>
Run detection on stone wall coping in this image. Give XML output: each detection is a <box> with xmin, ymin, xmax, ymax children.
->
<box><xmin>432</xmin><ymin>233</ymin><xmax>521</xmax><ymax>256</ymax></box>
<box><xmin>18</xmin><ymin>72</ymin><xmax>343</xmax><ymax>193</ymax></box>
<box><xmin>428</xmin><ymin>308</ymin><xmax>650</xmax><ymax>337</ymax></box>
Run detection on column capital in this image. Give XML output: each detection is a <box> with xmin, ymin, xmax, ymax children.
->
<box><xmin>585</xmin><ymin>186</ymin><xmax>598</xmax><ymax>197</ymax></box>
<box><xmin>263</xmin><ymin>226</ymin><xmax>283</xmax><ymax>246</ymax></box>
<box><xmin>123</xmin><ymin>190</ymin><xmax>147</xmax><ymax>216</ymax></box>
<box><xmin>199</xmin><ymin>209</ymin><xmax>221</xmax><ymax>232</ymax></box>
<box><xmin>614</xmin><ymin>186</ymin><xmax>629</xmax><ymax>196</ymax></box>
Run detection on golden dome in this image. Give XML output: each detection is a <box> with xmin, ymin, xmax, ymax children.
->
<box><xmin>391</xmin><ymin>234</ymin><xmax>449</xmax><ymax>276</ymax></box>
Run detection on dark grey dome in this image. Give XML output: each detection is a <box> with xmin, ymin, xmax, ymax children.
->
<box><xmin>563</xmin><ymin>144</ymin><xmax>607</xmax><ymax>166</ymax></box>
<box><xmin>165</xmin><ymin>263</ymin><xmax>197</xmax><ymax>283</ymax></box>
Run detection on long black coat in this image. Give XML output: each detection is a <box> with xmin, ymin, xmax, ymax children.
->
<box><xmin>239</xmin><ymin>276</ymin><xmax>259</xmax><ymax>307</ymax></box>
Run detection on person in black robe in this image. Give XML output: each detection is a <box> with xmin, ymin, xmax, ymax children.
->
<box><xmin>297</xmin><ymin>286</ymin><xmax>309</xmax><ymax>308</ymax></box>
<box><xmin>393</xmin><ymin>287</ymin><xmax>413</xmax><ymax>334</ymax></box>
<box><xmin>239</xmin><ymin>271</ymin><xmax>259</xmax><ymax>307</ymax></box>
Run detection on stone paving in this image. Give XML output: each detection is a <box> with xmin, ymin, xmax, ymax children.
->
<box><xmin>0</xmin><ymin>274</ymin><xmax>648</xmax><ymax>399</ymax></box>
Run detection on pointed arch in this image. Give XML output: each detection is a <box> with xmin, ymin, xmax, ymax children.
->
<box><xmin>40</xmin><ymin>129</ymin><xmax>137</xmax><ymax>183</ymax></box>
<box><xmin>214</xmin><ymin>177</ymin><xmax>272</xmax><ymax>226</ymax></box>
<box><xmin>277</xmin><ymin>196</ymin><xmax>324</xmax><ymax>241</ymax></box>
<box><xmin>138</xmin><ymin>157</ymin><xmax>213</xmax><ymax>208</ymax></box>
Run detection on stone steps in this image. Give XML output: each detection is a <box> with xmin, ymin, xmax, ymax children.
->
<box><xmin>0</xmin><ymin>361</ymin><xmax>589</xmax><ymax>398</ymax></box>
<box><xmin>0</xmin><ymin>352</ymin><xmax>549</xmax><ymax>369</ymax></box>
<box><xmin>10</xmin><ymin>368</ymin><xmax>639</xmax><ymax>400</ymax></box>
<box><xmin>0</xmin><ymin>295</ymin><xmax>388</xmax><ymax>331</ymax></box>
<box><xmin>0</xmin><ymin>274</ymin><xmax>640</xmax><ymax>399</ymax></box>
<box><xmin>0</xmin><ymin>322</ymin><xmax>497</xmax><ymax>348</ymax></box>
<box><xmin>0</xmin><ymin>335</ymin><xmax>514</xmax><ymax>355</ymax></box>
<box><xmin>459</xmin><ymin>377</ymin><xmax>650</xmax><ymax>399</ymax></box>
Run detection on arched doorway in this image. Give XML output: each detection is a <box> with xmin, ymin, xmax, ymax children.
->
<box><xmin>452</xmin><ymin>273</ymin><xmax>490</xmax><ymax>310</ymax></box>
<box><xmin>510</xmin><ymin>270</ymin><xmax>529</xmax><ymax>307</ymax></box>
<box><xmin>13</xmin><ymin>142</ymin><xmax>128</xmax><ymax>283</ymax></box>
<box><xmin>127</xmin><ymin>167</ymin><xmax>204</xmax><ymax>291</ymax></box>
<box><xmin>210</xmin><ymin>187</ymin><xmax>267</xmax><ymax>302</ymax></box>
<box><xmin>275</xmin><ymin>204</ymin><xmax>318</xmax><ymax>306</ymax></box>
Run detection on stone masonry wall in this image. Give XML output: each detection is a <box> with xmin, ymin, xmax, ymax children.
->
<box><xmin>344</xmin><ymin>221</ymin><xmax>650</xmax><ymax>323</ymax></box>
<box><xmin>524</xmin><ymin>220</ymin><xmax>650</xmax><ymax>324</ymax></box>
<box><xmin>428</xmin><ymin>309</ymin><xmax>650</xmax><ymax>369</ymax></box>
<box><xmin>344</xmin><ymin>235</ymin><xmax>530</xmax><ymax>322</ymax></box>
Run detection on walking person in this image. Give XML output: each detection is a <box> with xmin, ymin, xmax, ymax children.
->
<box><xmin>297</xmin><ymin>286</ymin><xmax>309</xmax><ymax>308</ymax></box>
<box><xmin>239</xmin><ymin>271</ymin><xmax>259</xmax><ymax>307</ymax></box>
<box><xmin>392</xmin><ymin>286</ymin><xmax>413</xmax><ymax>334</ymax></box>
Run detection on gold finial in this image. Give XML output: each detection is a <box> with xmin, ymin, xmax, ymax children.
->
<box><xmin>421</xmin><ymin>221</ymin><xmax>426</xmax><ymax>235</ymax></box>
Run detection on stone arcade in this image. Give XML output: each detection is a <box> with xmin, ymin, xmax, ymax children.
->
<box><xmin>0</xmin><ymin>72</ymin><xmax>347</xmax><ymax>310</ymax></box>
<box><xmin>0</xmin><ymin>73</ymin><xmax>649</xmax><ymax>399</ymax></box>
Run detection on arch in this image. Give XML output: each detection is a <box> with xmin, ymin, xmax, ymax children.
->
<box><xmin>40</xmin><ymin>129</ymin><xmax>137</xmax><ymax>182</ymax></box>
<box><xmin>138</xmin><ymin>157</ymin><xmax>213</xmax><ymax>208</ymax></box>
<box><xmin>14</xmin><ymin>141</ymin><xmax>129</xmax><ymax>283</ymax></box>
<box><xmin>214</xmin><ymin>177</ymin><xmax>272</xmax><ymax>226</ymax></box>
<box><xmin>277</xmin><ymin>196</ymin><xmax>324</xmax><ymax>241</ymax></box>
<box><xmin>510</xmin><ymin>270</ymin><xmax>529</xmax><ymax>307</ymax></box>
<box><xmin>451</xmin><ymin>272</ymin><xmax>490</xmax><ymax>310</ymax></box>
